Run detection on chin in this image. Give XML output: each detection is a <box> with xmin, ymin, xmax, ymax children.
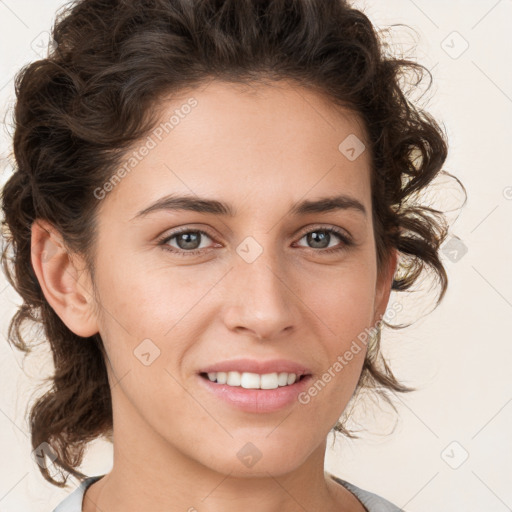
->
<box><xmin>197</xmin><ymin>435</ymin><xmax>317</xmax><ymax>478</ymax></box>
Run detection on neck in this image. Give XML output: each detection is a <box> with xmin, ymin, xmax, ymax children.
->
<box><xmin>84</xmin><ymin>443</ymin><xmax>342</xmax><ymax>512</ymax></box>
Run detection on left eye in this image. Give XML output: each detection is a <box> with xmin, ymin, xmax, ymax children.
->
<box><xmin>158</xmin><ymin>227</ymin><xmax>352</xmax><ymax>256</ymax></box>
<box><xmin>295</xmin><ymin>228</ymin><xmax>350</xmax><ymax>251</ymax></box>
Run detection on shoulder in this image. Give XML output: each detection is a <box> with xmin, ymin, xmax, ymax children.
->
<box><xmin>51</xmin><ymin>476</ymin><xmax>104</xmax><ymax>512</ymax></box>
<box><xmin>330</xmin><ymin>474</ymin><xmax>405</xmax><ymax>512</ymax></box>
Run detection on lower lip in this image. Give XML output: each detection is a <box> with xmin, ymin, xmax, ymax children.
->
<box><xmin>197</xmin><ymin>374</ymin><xmax>312</xmax><ymax>413</ymax></box>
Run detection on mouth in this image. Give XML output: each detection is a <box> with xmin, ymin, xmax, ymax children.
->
<box><xmin>196</xmin><ymin>358</ymin><xmax>313</xmax><ymax>412</ymax></box>
<box><xmin>197</xmin><ymin>370</ymin><xmax>313</xmax><ymax>413</ymax></box>
<box><xmin>199</xmin><ymin>371</ymin><xmax>310</xmax><ymax>390</ymax></box>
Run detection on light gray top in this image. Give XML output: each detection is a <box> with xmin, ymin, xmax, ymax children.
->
<box><xmin>52</xmin><ymin>474</ymin><xmax>404</xmax><ymax>512</ymax></box>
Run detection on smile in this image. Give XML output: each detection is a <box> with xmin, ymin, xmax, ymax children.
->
<box><xmin>201</xmin><ymin>371</ymin><xmax>304</xmax><ymax>389</ymax></box>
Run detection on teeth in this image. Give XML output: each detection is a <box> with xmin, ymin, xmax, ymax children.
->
<box><xmin>241</xmin><ymin>372</ymin><xmax>261</xmax><ymax>389</ymax></box>
<box><xmin>205</xmin><ymin>371</ymin><xmax>301</xmax><ymax>389</ymax></box>
<box><xmin>260</xmin><ymin>373</ymin><xmax>278</xmax><ymax>389</ymax></box>
<box><xmin>277</xmin><ymin>372</ymin><xmax>288</xmax><ymax>386</ymax></box>
<box><xmin>227</xmin><ymin>371</ymin><xmax>241</xmax><ymax>386</ymax></box>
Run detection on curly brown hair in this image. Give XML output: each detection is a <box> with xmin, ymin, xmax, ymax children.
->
<box><xmin>1</xmin><ymin>0</ymin><xmax>462</xmax><ymax>489</ymax></box>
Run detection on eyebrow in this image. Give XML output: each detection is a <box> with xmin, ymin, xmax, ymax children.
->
<box><xmin>131</xmin><ymin>193</ymin><xmax>367</xmax><ymax>221</ymax></box>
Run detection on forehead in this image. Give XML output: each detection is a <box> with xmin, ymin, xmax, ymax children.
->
<box><xmin>156</xmin><ymin>79</ymin><xmax>369</xmax><ymax>155</ymax></box>
<box><xmin>97</xmin><ymin>79</ymin><xmax>372</xmax><ymax>221</ymax></box>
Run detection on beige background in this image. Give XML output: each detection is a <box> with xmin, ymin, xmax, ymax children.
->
<box><xmin>1</xmin><ymin>1</ymin><xmax>511</xmax><ymax>510</ymax></box>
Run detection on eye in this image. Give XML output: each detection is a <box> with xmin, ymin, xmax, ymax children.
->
<box><xmin>157</xmin><ymin>225</ymin><xmax>353</xmax><ymax>257</ymax></box>
<box><xmin>157</xmin><ymin>228</ymin><xmax>216</xmax><ymax>256</ymax></box>
<box><xmin>294</xmin><ymin>226</ymin><xmax>353</xmax><ymax>254</ymax></box>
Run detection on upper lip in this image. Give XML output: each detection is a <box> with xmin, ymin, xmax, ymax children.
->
<box><xmin>198</xmin><ymin>358</ymin><xmax>312</xmax><ymax>376</ymax></box>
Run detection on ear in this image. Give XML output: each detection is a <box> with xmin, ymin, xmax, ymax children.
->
<box><xmin>372</xmin><ymin>247</ymin><xmax>398</xmax><ymax>326</ymax></box>
<box><xmin>30</xmin><ymin>219</ymin><xmax>99</xmax><ymax>338</ymax></box>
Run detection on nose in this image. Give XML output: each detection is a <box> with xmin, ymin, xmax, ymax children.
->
<box><xmin>222</xmin><ymin>243</ymin><xmax>297</xmax><ymax>341</ymax></box>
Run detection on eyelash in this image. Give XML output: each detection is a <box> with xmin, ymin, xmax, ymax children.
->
<box><xmin>156</xmin><ymin>226</ymin><xmax>353</xmax><ymax>257</ymax></box>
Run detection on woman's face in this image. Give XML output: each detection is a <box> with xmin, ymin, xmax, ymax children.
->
<box><xmin>82</xmin><ymin>80</ymin><xmax>396</xmax><ymax>477</ymax></box>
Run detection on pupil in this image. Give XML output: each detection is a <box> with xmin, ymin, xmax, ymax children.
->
<box><xmin>178</xmin><ymin>232</ymin><xmax>200</xmax><ymax>250</ymax></box>
<box><xmin>308</xmin><ymin>231</ymin><xmax>329</xmax><ymax>248</ymax></box>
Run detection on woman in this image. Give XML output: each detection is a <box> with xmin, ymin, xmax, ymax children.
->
<box><xmin>1</xmin><ymin>0</ymin><xmax>458</xmax><ymax>510</ymax></box>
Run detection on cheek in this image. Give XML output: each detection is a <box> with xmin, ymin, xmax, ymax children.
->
<box><xmin>292</xmin><ymin>263</ymin><xmax>377</xmax><ymax>411</ymax></box>
<box><xmin>95</xmin><ymin>252</ymin><xmax>200</xmax><ymax>337</ymax></box>
<box><xmin>304</xmin><ymin>262</ymin><xmax>377</xmax><ymax>338</ymax></box>
<box><xmin>92</xmin><ymin>256</ymin><xmax>223</xmax><ymax>403</ymax></box>
<box><xmin>92</xmin><ymin>261</ymin><xmax>201</xmax><ymax>430</ymax></box>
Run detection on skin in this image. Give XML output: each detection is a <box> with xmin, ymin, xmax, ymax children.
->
<box><xmin>31</xmin><ymin>80</ymin><xmax>397</xmax><ymax>512</ymax></box>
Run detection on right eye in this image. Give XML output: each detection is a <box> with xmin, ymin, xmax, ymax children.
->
<box><xmin>157</xmin><ymin>228</ymin><xmax>218</xmax><ymax>256</ymax></box>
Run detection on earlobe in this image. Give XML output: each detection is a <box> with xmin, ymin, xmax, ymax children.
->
<box><xmin>30</xmin><ymin>219</ymin><xmax>99</xmax><ymax>338</ymax></box>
